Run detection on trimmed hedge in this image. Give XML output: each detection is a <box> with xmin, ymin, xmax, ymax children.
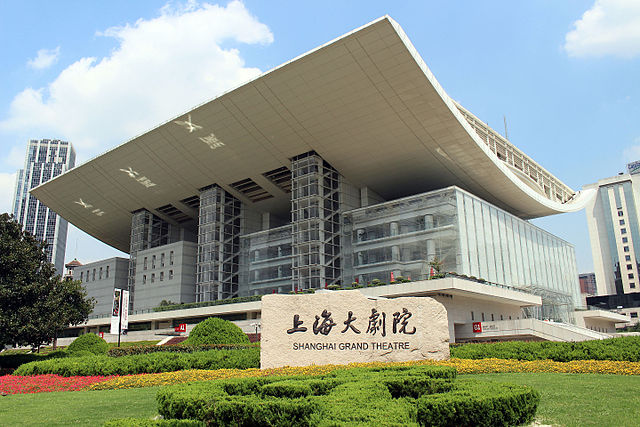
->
<box><xmin>67</xmin><ymin>333</ymin><xmax>110</xmax><ymax>355</ymax></box>
<box><xmin>451</xmin><ymin>336</ymin><xmax>640</xmax><ymax>362</ymax></box>
<box><xmin>107</xmin><ymin>344</ymin><xmax>258</xmax><ymax>357</ymax></box>
<box><xmin>13</xmin><ymin>348</ymin><xmax>259</xmax><ymax>377</ymax></box>
<box><xmin>0</xmin><ymin>350</ymin><xmax>67</xmax><ymax>370</ymax></box>
<box><xmin>104</xmin><ymin>419</ymin><xmax>204</xmax><ymax>426</ymax></box>
<box><xmin>150</xmin><ymin>364</ymin><xmax>538</xmax><ymax>426</ymax></box>
<box><xmin>183</xmin><ymin>318</ymin><xmax>249</xmax><ymax>346</ymax></box>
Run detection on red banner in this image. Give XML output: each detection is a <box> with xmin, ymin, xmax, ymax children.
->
<box><xmin>174</xmin><ymin>323</ymin><xmax>187</xmax><ymax>333</ymax></box>
<box><xmin>472</xmin><ymin>322</ymin><xmax>482</xmax><ymax>333</ymax></box>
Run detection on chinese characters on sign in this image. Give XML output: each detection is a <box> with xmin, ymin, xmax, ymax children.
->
<box><xmin>260</xmin><ymin>290</ymin><xmax>450</xmax><ymax>369</ymax></box>
<box><xmin>119</xmin><ymin>167</ymin><xmax>157</xmax><ymax>188</ymax></box>
<box><xmin>74</xmin><ymin>198</ymin><xmax>105</xmax><ymax>217</ymax></box>
<box><xmin>288</xmin><ymin>308</ymin><xmax>416</xmax><ymax>337</ymax></box>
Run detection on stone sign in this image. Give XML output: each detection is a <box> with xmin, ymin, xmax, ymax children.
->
<box><xmin>260</xmin><ymin>290</ymin><xmax>450</xmax><ymax>369</ymax></box>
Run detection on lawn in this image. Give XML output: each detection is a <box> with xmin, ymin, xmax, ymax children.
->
<box><xmin>1</xmin><ymin>373</ymin><xmax>639</xmax><ymax>426</ymax></box>
<box><xmin>0</xmin><ymin>386</ymin><xmax>159</xmax><ymax>426</ymax></box>
<box><xmin>470</xmin><ymin>373</ymin><xmax>640</xmax><ymax>427</ymax></box>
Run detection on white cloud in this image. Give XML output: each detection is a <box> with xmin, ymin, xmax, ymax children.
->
<box><xmin>27</xmin><ymin>46</ymin><xmax>60</xmax><ymax>69</ymax></box>
<box><xmin>1</xmin><ymin>1</ymin><xmax>273</xmax><ymax>161</ymax></box>
<box><xmin>0</xmin><ymin>172</ymin><xmax>17</xmax><ymax>215</ymax></box>
<box><xmin>565</xmin><ymin>0</ymin><xmax>640</xmax><ymax>58</ymax></box>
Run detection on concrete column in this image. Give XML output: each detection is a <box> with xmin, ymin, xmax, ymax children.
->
<box><xmin>357</xmin><ymin>229</ymin><xmax>365</xmax><ymax>242</ymax></box>
<box><xmin>391</xmin><ymin>245</ymin><xmax>400</xmax><ymax>261</ymax></box>
<box><xmin>390</xmin><ymin>222</ymin><xmax>399</xmax><ymax>236</ymax></box>
<box><xmin>424</xmin><ymin>214</ymin><xmax>434</xmax><ymax>229</ymax></box>
<box><xmin>426</xmin><ymin>239</ymin><xmax>435</xmax><ymax>260</ymax></box>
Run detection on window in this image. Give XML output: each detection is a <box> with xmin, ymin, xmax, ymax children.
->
<box><xmin>626</xmin><ymin>255</ymin><xmax>632</xmax><ymax>261</ymax></box>
<box><xmin>629</xmin><ymin>273</ymin><xmax>634</xmax><ymax>279</ymax></box>
<box><xmin>509</xmin><ymin>316</ymin><xmax>512</xmax><ymax>320</ymax></box>
<box><xmin>161</xmin><ymin>253</ymin><xmax>165</xmax><ymax>267</ymax></box>
<box><xmin>631</xmin><ymin>312</ymin><xmax>638</xmax><ymax>318</ymax></box>
<box><xmin>618</xmin><ymin>210</ymin><xmax>624</xmax><ymax>217</ymax></box>
<box><xmin>152</xmin><ymin>255</ymin><xmax>156</xmax><ymax>269</ymax></box>
<box><xmin>106</xmin><ymin>265</ymin><xmax>110</xmax><ymax>278</ymax></box>
<box><xmin>80</xmin><ymin>272</ymin><xmax>83</xmax><ymax>281</ymax></box>
<box><xmin>622</xmin><ymin>228</ymin><xmax>627</xmax><ymax>234</ymax></box>
<box><xmin>620</xmin><ymin>219</ymin><xmax>626</xmax><ymax>225</ymax></box>
<box><xmin>624</xmin><ymin>246</ymin><xmax>630</xmax><ymax>252</ymax></box>
<box><xmin>471</xmin><ymin>311</ymin><xmax>474</xmax><ymax>321</ymax></box>
<box><xmin>500</xmin><ymin>314</ymin><xmax>504</xmax><ymax>320</ymax></box>
<box><xmin>170</xmin><ymin>251</ymin><xmax>174</xmax><ymax>265</ymax></box>
<box><xmin>631</xmin><ymin>283</ymin><xmax>636</xmax><ymax>289</ymax></box>
<box><xmin>491</xmin><ymin>313</ymin><xmax>494</xmax><ymax>321</ymax></box>
<box><xmin>86</xmin><ymin>271</ymin><xmax>89</xmax><ymax>282</ymax></box>
<box><xmin>481</xmin><ymin>312</ymin><xmax>485</xmax><ymax>321</ymax></box>
<box><xmin>92</xmin><ymin>269</ymin><xmax>96</xmax><ymax>281</ymax></box>
<box><xmin>99</xmin><ymin>267</ymin><xmax>103</xmax><ymax>280</ymax></box>
<box><xmin>151</xmin><ymin>273</ymin><xmax>155</xmax><ymax>283</ymax></box>
<box><xmin>144</xmin><ymin>257</ymin><xmax>148</xmax><ymax>270</ymax></box>
<box><xmin>169</xmin><ymin>270</ymin><xmax>174</xmax><ymax>280</ymax></box>
<box><xmin>623</xmin><ymin>237</ymin><xmax>628</xmax><ymax>243</ymax></box>
<box><xmin>628</xmin><ymin>264</ymin><xmax>633</xmax><ymax>270</ymax></box>
<box><xmin>160</xmin><ymin>271</ymin><xmax>164</xmax><ymax>281</ymax></box>
<box><xmin>143</xmin><ymin>275</ymin><xmax>147</xmax><ymax>284</ymax></box>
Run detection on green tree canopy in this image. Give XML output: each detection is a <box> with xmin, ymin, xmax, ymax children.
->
<box><xmin>0</xmin><ymin>213</ymin><xmax>95</xmax><ymax>349</ymax></box>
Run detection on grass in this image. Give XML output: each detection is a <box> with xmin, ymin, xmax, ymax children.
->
<box><xmin>1</xmin><ymin>373</ymin><xmax>639</xmax><ymax>426</ymax></box>
<box><xmin>469</xmin><ymin>373</ymin><xmax>640</xmax><ymax>427</ymax></box>
<box><xmin>0</xmin><ymin>387</ymin><xmax>159</xmax><ymax>426</ymax></box>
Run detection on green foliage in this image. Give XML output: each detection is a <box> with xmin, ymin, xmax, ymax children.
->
<box><xmin>153</xmin><ymin>365</ymin><xmax>538</xmax><ymax>426</ymax></box>
<box><xmin>417</xmin><ymin>378</ymin><xmax>540</xmax><ymax>427</ymax></box>
<box><xmin>108</xmin><ymin>344</ymin><xmax>258</xmax><ymax>357</ymax></box>
<box><xmin>104</xmin><ymin>418</ymin><xmax>204</xmax><ymax>426</ymax></box>
<box><xmin>67</xmin><ymin>333</ymin><xmax>110</xmax><ymax>355</ymax></box>
<box><xmin>153</xmin><ymin>296</ymin><xmax>261</xmax><ymax>312</ymax></box>
<box><xmin>13</xmin><ymin>348</ymin><xmax>259</xmax><ymax>376</ymax></box>
<box><xmin>183</xmin><ymin>317</ymin><xmax>250</xmax><ymax>346</ymax></box>
<box><xmin>0</xmin><ymin>213</ymin><xmax>95</xmax><ymax>349</ymax></box>
<box><xmin>0</xmin><ymin>350</ymin><xmax>67</xmax><ymax>370</ymax></box>
<box><xmin>451</xmin><ymin>336</ymin><xmax>640</xmax><ymax>362</ymax></box>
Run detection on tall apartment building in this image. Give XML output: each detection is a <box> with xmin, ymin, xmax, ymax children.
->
<box><xmin>12</xmin><ymin>139</ymin><xmax>76</xmax><ymax>273</ymax></box>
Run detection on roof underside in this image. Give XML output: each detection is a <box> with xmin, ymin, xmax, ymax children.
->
<box><xmin>31</xmin><ymin>16</ymin><xmax>589</xmax><ymax>253</ymax></box>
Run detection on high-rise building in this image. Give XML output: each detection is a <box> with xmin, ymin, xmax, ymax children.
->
<box><xmin>584</xmin><ymin>168</ymin><xmax>640</xmax><ymax>296</ymax></box>
<box><xmin>579</xmin><ymin>273</ymin><xmax>597</xmax><ymax>295</ymax></box>
<box><xmin>12</xmin><ymin>139</ymin><xmax>76</xmax><ymax>273</ymax></box>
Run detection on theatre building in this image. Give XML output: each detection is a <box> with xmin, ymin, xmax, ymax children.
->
<box><xmin>33</xmin><ymin>16</ymin><xmax>624</xmax><ymax>343</ymax></box>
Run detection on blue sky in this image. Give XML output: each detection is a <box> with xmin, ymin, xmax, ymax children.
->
<box><xmin>1</xmin><ymin>1</ymin><xmax>639</xmax><ymax>274</ymax></box>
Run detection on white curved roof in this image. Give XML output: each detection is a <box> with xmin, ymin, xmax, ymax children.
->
<box><xmin>31</xmin><ymin>16</ymin><xmax>592</xmax><ymax>253</ymax></box>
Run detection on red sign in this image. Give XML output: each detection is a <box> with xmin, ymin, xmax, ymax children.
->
<box><xmin>174</xmin><ymin>323</ymin><xmax>187</xmax><ymax>333</ymax></box>
<box><xmin>99</xmin><ymin>332</ymin><xmax>104</xmax><ymax>338</ymax></box>
<box><xmin>472</xmin><ymin>322</ymin><xmax>482</xmax><ymax>333</ymax></box>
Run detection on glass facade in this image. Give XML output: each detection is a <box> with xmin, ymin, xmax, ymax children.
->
<box><xmin>343</xmin><ymin>187</ymin><xmax>581</xmax><ymax>314</ymax></box>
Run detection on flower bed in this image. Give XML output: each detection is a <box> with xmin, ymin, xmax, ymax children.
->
<box><xmin>1</xmin><ymin>374</ymin><xmax>113</xmax><ymax>394</ymax></box>
<box><xmin>86</xmin><ymin>357</ymin><xmax>640</xmax><ymax>391</ymax></box>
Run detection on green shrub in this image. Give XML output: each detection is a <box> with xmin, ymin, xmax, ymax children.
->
<box><xmin>13</xmin><ymin>348</ymin><xmax>259</xmax><ymax>377</ymax></box>
<box><xmin>183</xmin><ymin>318</ymin><xmax>249</xmax><ymax>346</ymax></box>
<box><xmin>451</xmin><ymin>336</ymin><xmax>640</xmax><ymax>362</ymax></box>
<box><xmin>417</xmin><ymin>378</ymin><xmax>539</xmax><ymax>427</ymax></box>
<box><xmin>67</xmin><ymin>333</ymin><xmax>109</xmax><ymax>355</ymax></box>
<box><xmin>104</xmin><ymin>418</ymin><xmax>204</xmax><ymax>426</ymax></box>
<box><xmin>107</xmin><ymin>344</ymin><xmax>257</xmax><ymax>357</ymax></box>
<box><xmin>154</xmin><ymin>365</ymin><xmax>538</xmax><ymax>426</ymax></box>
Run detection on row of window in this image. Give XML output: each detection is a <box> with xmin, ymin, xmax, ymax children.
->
<box><xmin>143</xmin><ymin>251</ymin><xmax>174</xmax><ymax>270</ymax></box>
<box><xmin>81</xmin><ymin>266</ymin><xmax>110</xmax><ymax>282</ymax></box>
<box><xmin>142</xmin><ymin>270</ymin><xmax>174</xmax><ymax>284</ymax></box>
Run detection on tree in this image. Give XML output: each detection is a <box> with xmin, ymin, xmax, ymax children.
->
<box><xmin>0</xmin><ymin>213</ymin><xmax>95</xmax><ymax>349</ymax></box>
